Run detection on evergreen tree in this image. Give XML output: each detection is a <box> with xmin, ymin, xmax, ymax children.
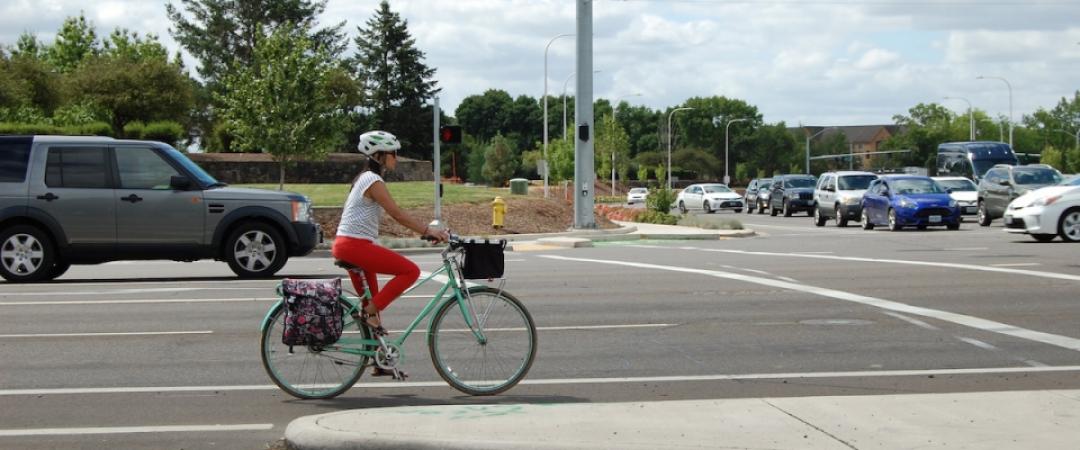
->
<box><xmin>483</xmin><ymin>135</ymin><xmax>517</xmax><ymax>187</ymax></box>
<box><xmin>353</xmin><ymin>0</ymin><xmax>439</xmax><ymax>160</ymax></box>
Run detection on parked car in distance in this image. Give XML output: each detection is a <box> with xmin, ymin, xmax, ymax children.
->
<box><xmin>813</xmin><ymin>171</ymin><xmax>878</xmax><ymax>227</ymax></box>
<box><xmin>860</xmin><ymin>175</ymin><xmax>960</xmax><ymax>231</ymax></box>
<box><xmin>676</xmin><ymin>183</ymin><xmax>744</xmax><ymax>214</ymax></box>
<box><xmin>626</xmin><ymin>187</ymin><xmax>648</xmax><ymax>205</ymax></box>
<box><xmin>933</xmin><ymin>176</ymin><xmax>979</xmax><ymax>217</ymax></box>
<box><xmin>977</xmin><ymin>164</ymin><xmax>1063</xmax><ymax>226</ymax></box>
<box><xmin>0</xmin><ymin>135</ymin><xmax>320</xmax><ymax>282</ymax></box>
<box><xmin>768</xmin><ymin>174</ymin><xmax>817</xmax><ymax>217</ymax></box>
<box><xmin>1003</xmin><ymin>176</ymin><xmax>1080</xmax><ymax>242</ymax></box>
<box><xmin>937</xmin><ymin>141</ymin><xmax>1018</xmax><ymax>182</ymax></box>
<box><xmin>744</xmin><ymin>178</ymin><xmax>771</xmax><ymax>214</ymax></box>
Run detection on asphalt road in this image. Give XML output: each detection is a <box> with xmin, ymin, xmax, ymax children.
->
<box><xmin>2</xmin><ymin>212</ymin><xmax>1079</xmax><ymax>449</ymax></box>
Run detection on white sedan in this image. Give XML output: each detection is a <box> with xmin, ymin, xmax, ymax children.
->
<box><xmin>933</xmin><ymin>176</ymin><xmax>979</xmax><ymax>216</ymax></box>
<box><xmin>676</xmin><ymin>183</ymin><xmax>744</xmax><ymax>214</ymax></box>
<box><xmin>1003</xmin><ymin>176</ymin><xmax>1080</xmax><ymax>242</ymax></box>
<box><xmin>626</xmin><ymin>187</ymin><xmax>648</xmax><ymax>205</ymax></box>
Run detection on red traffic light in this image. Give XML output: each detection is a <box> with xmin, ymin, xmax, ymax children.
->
<box><xmin>439</xmin><ymin>125</ymin><xmax>462</xmax><ymax>144</ymax></box>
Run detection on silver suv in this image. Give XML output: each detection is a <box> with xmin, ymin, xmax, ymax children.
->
<box><xmin>812</xmin><ymin>171</ymin><xmax>878</xmax><ymax>227</ymax></box>
<box><xmin>0</xmin><ymin>135</ymin><xmax>320</xmax><ymax>282</ymax></box>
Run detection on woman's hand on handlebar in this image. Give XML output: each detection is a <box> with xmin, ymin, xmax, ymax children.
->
<box><xmin>423</xmin><ymin>228</ymin><xmax>451</xmax><ymax>244</ymax></box>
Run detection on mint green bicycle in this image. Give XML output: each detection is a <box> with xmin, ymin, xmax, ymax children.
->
<box><xmin>260</xmin><ymin>236</ymin><xmax>537</xmax><ymax>399</ymax></box>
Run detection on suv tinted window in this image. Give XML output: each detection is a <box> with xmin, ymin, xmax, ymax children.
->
<box><xmin>838</xmin><ymin>175</ymin><xmax>876</xmax><ymax>190</ymax></box>
<box><xmin>784</xmin><ymin>177</ymin><xmax>815</xmax><ymax>189</ymax></box>
<box><xmin>0</xmin><ymin>139</ymin><xmax>33</xmax><ymax>182</ymax></box>
<box><xmin>45</xmin><ymin>147</ymin><xmax>110</xmax><ymax>188</ymax></box>
<box><xmin>117</xmin><ymin>147</ymin><xmax>182</xmax><ymax>189</ymax></box>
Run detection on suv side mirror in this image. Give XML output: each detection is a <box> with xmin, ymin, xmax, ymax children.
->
<box><xmin>170</xmin><ymin>175</ymin><xmax>192</xmax><ymax>190</ymax></box>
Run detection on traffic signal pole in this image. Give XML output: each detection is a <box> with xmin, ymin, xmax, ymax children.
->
<box><xmin>431</xmin><ymin>96</ymin><xmax>443</xmax><ymax>230</ymax></box>
<box><xmin>573</xmin><ymin>0</ymin><xmax>595</xmax><ymax>229</ymax></box>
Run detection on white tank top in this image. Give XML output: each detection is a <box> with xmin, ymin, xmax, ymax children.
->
<box><xmin>336</xmin><ymin>171</ymin><xmax>383</xmax><ymax>241</ymax></box>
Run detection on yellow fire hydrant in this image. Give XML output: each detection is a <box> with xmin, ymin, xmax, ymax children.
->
<box><xmin>492</xmin><ymin>196</ymin><xmax>506</xmax><ymax>229</ymax></box>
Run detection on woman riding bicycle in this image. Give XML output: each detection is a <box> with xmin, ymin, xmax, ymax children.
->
<box><xmin>332</xmin><ymin>131</ymin><xmax>450</xmax><ymax>345</ymax></box>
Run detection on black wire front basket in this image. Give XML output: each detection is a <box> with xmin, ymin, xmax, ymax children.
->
<box><xmin>457</xmin><ymin>238</ymin><xmax>507</xmax><ymax>280</ymax></box>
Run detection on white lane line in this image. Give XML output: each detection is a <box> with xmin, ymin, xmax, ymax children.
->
<box><xmin>0</xmin><ymin>287</ymin><xmax>265</xmax><ymax>297</ymax></box>
<box><xmin>0</xmin><ymin>331</ymin><xmax>212</xmax><ymax>339</ymax></box>
<box><xmin>992</xmin><ymin>263</ymin><xmax>1042</xmax><ymax>267</ymax></box>
<box><xmin>793</xmin><ymin>252</ymin><xmax>835</xmax><ymax>255</ymax></box>
<box><xmin>776</xmin><ymin>276</ymin><xmax>799</xmax><ymax>283</ymax></box>
<box><xmin>5</xmin><ymin>366</ymin><xmax>1080</xmax><ymax>396</ymax></box>
<box><xmin>541</xmin><ymin>255</ymin><xmax>1080</xmax><ymax>352</ymax></box>
<box><xmin>646</xmin><ymin>246</ymin><xmax>1080</xmax><ymax>283</ymax></box>
<box><xmin>957</xmin><ymin>337</ymin><xmax>999</xmax><ymax>351</ymax></box>
<box><xmin>883</xmin><ymin>312</ymin><xmax>939</xmax><ymax>330</ymax></box>
<box><xmin>0</xmin><ymin>424</ymin><xmax>274</xmax><ymax>437</ymax></box>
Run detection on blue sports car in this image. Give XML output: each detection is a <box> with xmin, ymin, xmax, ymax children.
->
<box><xmin>861</xmin><ymin>175</ymin><xmax>961</xmax><ymax>231</ymax></box>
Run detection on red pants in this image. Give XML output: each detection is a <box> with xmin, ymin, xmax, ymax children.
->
<box><xmin>332</xmin><ymin>236</ymin><xmax>420</xmax><ymax>311</ymax></box>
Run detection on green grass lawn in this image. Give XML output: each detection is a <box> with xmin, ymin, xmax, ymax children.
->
<box><xmin>238</xmin><ymin>182</ymin><xmax>510</xmax><ymax>208</ymax></box>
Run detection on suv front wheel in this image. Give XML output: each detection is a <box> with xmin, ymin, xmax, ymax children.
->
<box><xmin>0</xmin><ymin>225</ymin><xmax>58</xmax><ymax>282</ymax></box>
<box><xmin>225</xmin><ymin>222</ymin><xmax>288</xmax><ymax>278</ymax></box>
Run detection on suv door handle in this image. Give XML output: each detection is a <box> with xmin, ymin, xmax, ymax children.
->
<box><xmin>122</xmin><ymin>194</ymin><xmax>143</xmax><ymax>203</ymax></box>
<box><xmin>36</xmin><ymin>193</ymin><xmax>59</xmax><ymax>201</ymax></box>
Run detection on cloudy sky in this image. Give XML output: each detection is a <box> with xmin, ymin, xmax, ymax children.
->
<box><xmin>3</xmin><ymin>0</ymin><xmax>1079</xmax><ymax>127</ymax></box>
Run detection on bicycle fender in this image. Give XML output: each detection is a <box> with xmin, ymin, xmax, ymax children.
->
<box><xmin>260</xmin><ymin>299</ymin><xmax>285</xmax><ymax>331</ymax></box>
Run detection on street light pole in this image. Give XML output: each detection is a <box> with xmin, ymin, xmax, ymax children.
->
<box><xmin>666</xmin><ymin>107</ymin><xmax>693</xmax><ymax>190</ymax></box>
<box><xmin>977</xmin><ymin>76</ymin><xmax>1013</xmax><ymax>147</ymax></box>
<box><xmin>543</xmin><ymin>33</ymin><xmax>573</xmax><ymax>198</ymax></box>
<box><xmin>804</xmin><ymin>126</ymin><xmax>834</xmax><ymax>175</ymax></box>
<box><xmin>724</xmin><ymin>118</ymin><xmax>749</xmax><ymax>185</ymax></box>
<box><xmin>943</xmin><ymin>96</ymin><xmax>975</xmax><ymax>141</ymax></box>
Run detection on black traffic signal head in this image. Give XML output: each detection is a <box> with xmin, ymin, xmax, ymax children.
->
<box><xmin>439</xmin><ymin>125</ymin><xmax>462</xmax><ymax>144</ymax></box>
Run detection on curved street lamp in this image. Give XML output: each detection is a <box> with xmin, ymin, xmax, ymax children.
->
<box><xmin>977</xmin><ymin>76</ymin><xmax>1013</xmax><ymax>147</ymax></box>
<box><xmin>667</xmin><ymin>107</ymin><xmax>694</xmax><ymax>190</ymax></box>
<box><xmin>542</xmin><ymin>33</ymin><xmax>573</xmax><ymax>198</ymax></box>
<box><xmin>943</xmin><ymin>96</ymin><xmax>975</xmax><ymax>141</ymax></box>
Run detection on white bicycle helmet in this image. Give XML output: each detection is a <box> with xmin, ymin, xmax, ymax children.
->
<box><xmin>357</xmin><ymin>130</ymin><xmax>401</xmax><ymax>156</ymax></box>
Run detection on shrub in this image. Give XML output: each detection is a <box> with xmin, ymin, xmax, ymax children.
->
<box><xmin>75</xmin><ymin>122</ymin><xmax>113</xmax><ymax>136</ymax></box>
<box><xmin>595</xmin><ymin>195</ymin><xmax>623</xmax><ymax>204</ymax></box>
<box><xmin>637</xmin><ymin>210</ymin><xmax>679</xmax><ymax>225</ymax></box>
<box><xmin>142</xmin><ymin>121</ymin><xmax>185</xmax><ymax>147</ymax></box>
<box><xmin>123</xmin><ymin>121</ymin><xmax>147</xmax><ymax>139</ymax></box>
<box><xmin>646</xmin><ymin>188</ymin><xmax>676</xmax><ymax>214</ymax></box>
<box><xmin>0</xmin><ymin>121</ymin><xmax>113</xmax><ymax>136</ymax></box>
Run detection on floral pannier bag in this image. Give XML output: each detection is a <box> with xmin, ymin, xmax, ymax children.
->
<box><xmin>280</xmin><ymin>278</ymin><xmax>344</xmax><ymax>346</ymax></box>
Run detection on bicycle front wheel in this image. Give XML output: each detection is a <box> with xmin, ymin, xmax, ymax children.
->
<box><xmin>260</xmin><ymin>298</ymin><xmax>372</xmax><ymax>399</ymax></box>
<box><xmin>428</xmin><ymin>286</ymin><xmax>537</xmax><ymax>396</ymax></box>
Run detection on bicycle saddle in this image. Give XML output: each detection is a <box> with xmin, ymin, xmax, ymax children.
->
<box><xmin>334</xmin><ymin>260</ymin><xmax>360</xmax><ymax>270</ymax></box>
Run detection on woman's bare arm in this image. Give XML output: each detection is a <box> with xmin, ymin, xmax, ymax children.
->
<box><xmin>366</xmin><ymin>181</ymin><xmax>448</xmax><ymax>241</ymax></box>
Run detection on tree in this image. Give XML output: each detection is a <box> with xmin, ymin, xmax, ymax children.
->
<box><xmin>456</xmin><ymin>89</ymin><xmax>514</xmax><ymax>142</ymax></box>
<box><xmin>46</xmin><ymin>13</ymin><xmax>99</xmax><ymax>73</ymax></box>
<box><xmin>11</xmin><ymin>32</ymin><xmax>45</xmax><ymax>59</ymax></box>
<box><xmin>218</xmin><ymin>23</ymin><xmax>348</xmax><ymax>189</ymax></box>
<box><xmin>65</xmin><ymin>55</ymin><xmax>194</xmax><ymax>134</ymax></box>
<box><xmin>748</xmin><ymin>123</ymin><xmax>796</xmax><ymax>177</ymax></box>
<box><xmin>482</xmin><ymin>135</ymin><xmax>517</xmax><ymax>187</ymax></box>
<box><xmin>102</xmin><ymin>29</ymin><xmax>169</xmax><ymax>62</ymax></box>
<box><xmin>595</xmin><ymin>114</ymin><xmax>631</xmax><ymax>182</ymax></box>
<box><xmin>353</xmin><ymin>0</ymin><xmax>438</xmax><ymax>160</ymax></box>
<box><xmin>1039</xmin><ymin>146</ymin><xmax>1065</xmax><ymax>171</ymax></box>
<box><xmin>166</xmin><ymin>0</ymin><xmax>344</xmax><ymax>88</ymax></box>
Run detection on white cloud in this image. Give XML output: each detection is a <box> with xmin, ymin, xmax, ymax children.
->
<box><xmin>854</xmin><ymin>48</ymin><xmax>900</xmax><ymax>71</ymax></box>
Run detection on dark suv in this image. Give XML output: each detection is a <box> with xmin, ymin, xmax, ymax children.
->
<box><xmin>976</xmin><ymin>164</ymin><xmax>1062</xmax><ymax>226</ymax></box>
<box><xmin>769</xmin><ymin>174</ymin><xmax>817</xmax><ymax>217</ymax></box>
<box><xmin>743</xmin><ymin>178</ymin><xmax>771</xmax><ymax>214</ymax></box>
<box><xmin>0</xmin><ymin>135</ymin><xmax>320</xmax><ymax>282</ymax></box>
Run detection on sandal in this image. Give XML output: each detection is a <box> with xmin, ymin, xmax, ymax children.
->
<box><xmin>359</xmin><ymin>310</ymin><xmax>388</xmax><ymax>336</ymax></box>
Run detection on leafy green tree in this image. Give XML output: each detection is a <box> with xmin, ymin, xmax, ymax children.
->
<box><xmin>1039</xmin><ymin>146</ymin><xmax>1065</xmax><ymax>171</ymax></box>
<box><xmin>547</xmin><ymin>129</ymin><xmax>576</xmax><ymax>182</ymax></box>
<box><xmin>1066</xmin><ymin>146</ymin><xmax>1080</xmax><ymax>173</ymax></box>
<box><xmin>482</xmin><ymin>135</ymin><xmax>517</xmax><ymax>187</ymax></box>
<box><xmin>46</xmin><ymin>13</ymin><xmax>99</xmax><ymax>73</ymax></box>
<box><xmin>748</xmin><ymin>123</ymin><xmax>796</xmax><ymax>177</ymax></box>
<box><xmin>102</xmin><ymin>29</ymin><xmax>169</xmax><ymax>62</ymax></box>
<box><xmin>456</xmin><ymin>89</ymin><xmax>514</xmax><ymax>142</ymax></box>
<box><xmin>166</xmin><ymin>0</ymin><xmax>344</xmax><ymax>88</ymax></box>
<box><xmin>0</xmin><ymin>50</ymin><xmax>62</xmax><ymax>116</ymax></box>
<box><xmin>882</xmin><ymin>102</ymin><xmax>957</xmax><ymax>167</ymax></box>
<box><xmin>654</xmin><ymin>164</ymin><xmax>666</xmax><ymax>188</ymax></box>
<box><xmin>595</xmin><ymin>114</ymin><xmax>631</xmax><ymax>181</ymax></box>
<box><xmin>11</xmin><ymin>32</ymin><xmax>45</xmax><ymax>59</ymax></box>
<box><xmin>672</xmin><ymin>148</ymin><xmax>720</xmax><ymax>180</ymax></box>
<box><xmin>218</xmin><ymin>23</ymin><xmax>347</xmax><ymax>189</ymax></box>
<box><xmin>636</xmin><ymin>165</ymin><xmax>650</xmax><ymax>184</ymax></box>
<box><xmin>353</xmin><ymin>0</ymin><xmax>438</xmax><ymax>160</ymax></box>
<box><xmin>65</xmin><ymin>55</ymin><xmax>194</xmax><ymax>134</ymax></box>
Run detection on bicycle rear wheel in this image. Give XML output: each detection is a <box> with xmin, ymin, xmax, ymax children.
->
<box><xmin>428</xmin><ymin>286</ymin><xmax>537</xmax><ymax>396</ymax></box>
<box><xmin>260</xmin><ymin>298</ymin><xmax>372</xmax><ymax>399</ymax></box>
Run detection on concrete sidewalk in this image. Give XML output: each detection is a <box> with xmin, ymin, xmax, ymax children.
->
<box><xmin>285</xmin><ymin>389</ymin><xmax>1080</xmax><ymax>449</ymax></box>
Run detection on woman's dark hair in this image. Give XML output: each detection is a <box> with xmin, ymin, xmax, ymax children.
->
<box><xmin>351</xmin><ymin>152</ymin><xmax>386</xmax><ymax>185</ymax></box>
